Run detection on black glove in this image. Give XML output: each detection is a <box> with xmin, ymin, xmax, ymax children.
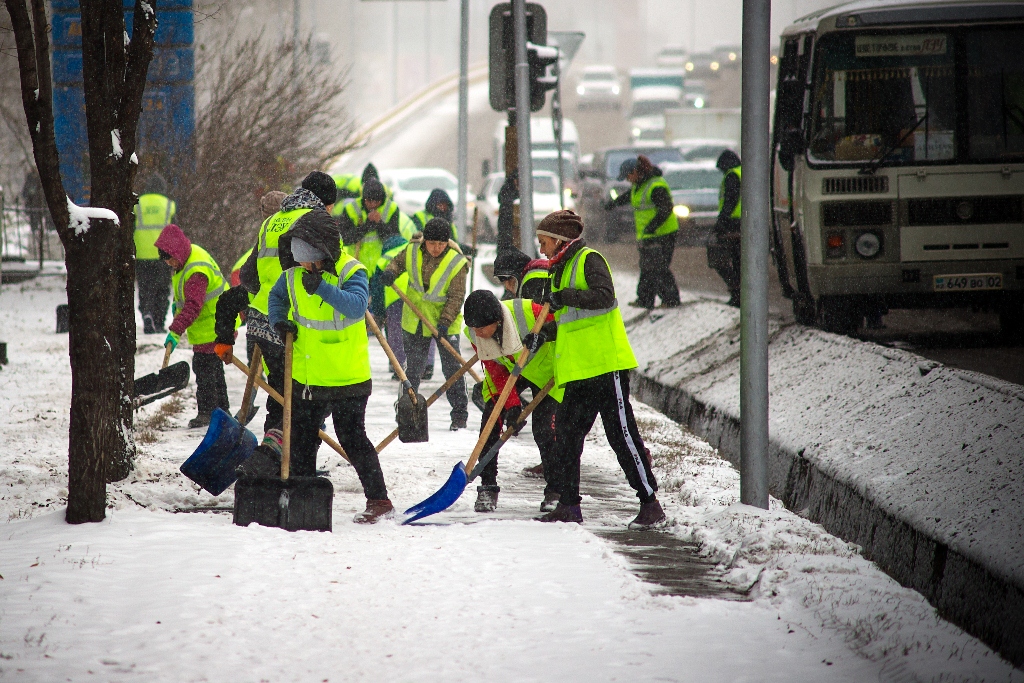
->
<box><xmin>274</xmin><ymin>320</ymin><xmax>298</xmax><ymax>341</ymax></box>
<box><xmin>380</xmin><ymin>270</ymin><xmax>398</xmax><ymax>288</ymax></box>
<box><xmin>301</xmin><ymin>268</ymin><xmax>323</xmax><ymax>295</ymax></box>
<box><xmin>436</xmin><ymin>323</ymin><xmax>450</xmax><ymax>338</ymax></box>
<box><xmin>503</xmin><ymin>405</ymin><xmax>523</xmax><ymax>432</ymax></box>
<box><xmin>545</xmin><ymin>289</ymin><xmax>563</xmax><ymax>309</ymax></box>
<box><xmin>522</xmin><ymin>331</ymin><xmax>546</xmax><ymax>354</ymax></box>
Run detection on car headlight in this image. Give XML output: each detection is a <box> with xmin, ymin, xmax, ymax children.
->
<box><xmin>611</xmin><ymin>85</ymin><xmax>620</xmax><ymax>95</ymax></box>
<box><xmin>577</xmin><ymin>85</ymin><xmax>585</xmax><ymax>95</ymax></box>
<box><xmin>854</xmin><ymin>232</ymin><xmax>882</xmax><ymax>258</ymax></box>
<box><xmin>685</xmin><ymin>62</ymin><xmax>694</xmax><ymax>71</ymax></box>
<box><xmin>693</xmin><ymin>97</ymin><xmax>705</xmax><ymax>109</ymax></box>
<box><xmin>609</xmin><ymin>188</ymin><xmax>618</xmax><ymax>200</ymax></box>
<box><xmin>710</xmin><ymin>61</ymin><xmax>719</xmax><ymax>71</ymax></box>
<box><xmin>729</xmin><ymin>52</ymin><xmax>737</xmax><ymax>61</ymax></box>
<box><xmin>673</xmin><ymin>205</ymin><xmax>690</xmax><ymax>218</ymax></box>
<box><xmin>631</xmin><ymin>127</ymin><xmax>641</xmax><ymax>138</ymax></box>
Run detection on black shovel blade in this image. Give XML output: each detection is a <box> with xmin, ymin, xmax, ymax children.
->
<box><xmin>134</xmin><ymin>361</ymin><xmax>190</xmax><ymax>399</ymax></box>
<box><xmin>233</xmin><ymin>475</ymin><xmax>333</xmax><ymax>532</ymax></box>
<box><xmin>396</xmin><ymin>391</ymin><xmax>429</xmax><ymax>443</ymax></box>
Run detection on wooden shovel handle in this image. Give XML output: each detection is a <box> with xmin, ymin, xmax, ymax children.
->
<box><xmin>469</xmin><ymin>378</ymin><xmax>555</xmax><ymax>481</ymax></box>
<box><xmin>282</xmin><ymin>333</ymin><xmax>293</xmax><ymax>480</ymax></box>
<box><xmin>390</xmin><ymin>284</ymin><xmax>484</xmax><ymax>383</ymax></box>
<box><xmin>464</xmin><ymin>303</ymin><xmax>550</xmax><ymax>475</ymax></box>
<box><xmin>364</xmin><ymin>312</ymin><xmax>416</xmax><ymax>404</ymax></box>
<box><xmin>229</xmin><ymin>354</ymin><xmax>351</xmax><ymax>464</ymax></box>
<box><xmin>375</xmin><ymin>352</ymin><xmax>479</xmax><ymax>454</ymax></box>
<box><xmin>237</xmin><ymin>344</ymin><xmax>263</xmax><ymax>425</ymax></box>
<box><xmin>161</xmin><ymin>343</ymin><xmax>173</xmax><ymax>369</ymax></box>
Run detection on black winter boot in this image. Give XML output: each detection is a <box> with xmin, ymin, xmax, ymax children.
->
<box><xmin>629</xmin><ymin>496</ymin><xmax>667</xmax><ymax>530</ymax></box>
<box><xmin>539</xmin><ymin>503</ymin><xmax>582</xmax><ymax>524</ymax></box>
<box><xmin>474</xmin><ymin>485</ymin><xmax>500</xmax><ymax>512</ymax></box>
<box><xmin>539</xmin><ymin>488</ymin><xmax>559</xmax><ymax>512</ymax></box>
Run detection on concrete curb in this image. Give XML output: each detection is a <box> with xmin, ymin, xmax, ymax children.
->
<box><xmin>625</xmin><ymin>299</ymin><xmax>1024</xmax><ymax>668</ymax></box>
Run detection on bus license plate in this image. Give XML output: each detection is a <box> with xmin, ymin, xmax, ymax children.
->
<box><xmin>933</xmin><ymin>273</ymin><xmax>1003</xmax><ymax>292</ymax></box>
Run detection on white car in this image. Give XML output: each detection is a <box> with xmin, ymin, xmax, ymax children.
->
<box><xmin>475</xmin><ymin>171</ymin><xmax>576</xmax><ymax>243</ymax></box>
<box><xmin>574</xmin><ymin>65</ymin><xmax>622</xmax><ymax>109</ymax></box>
<box><xmin>656</xmin><ymin>45</ymin><xmax>688</xmax><ymax>69</ymax></box>
<box><xmin>377</xmin><ymin>168</ymin><xmax>474</xmax><ymax>220</ymax></box>
<box><xmin>628</xmin><ymin>86</ymin><xmax>682</xmax><ymax>144</ymax></box>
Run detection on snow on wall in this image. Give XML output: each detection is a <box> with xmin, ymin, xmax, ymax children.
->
<box><xmin>625</xmin><ymin>299</ymin><xmax>1024</xmax><ymax>667</ymax></box>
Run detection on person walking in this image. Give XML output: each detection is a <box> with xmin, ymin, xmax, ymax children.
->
<box><xmin>154</xmin><ymin>223</ymin><xmax>231</xmax><ymax>428</ymax></box>
<box><xmin>606</xmin><ymin>155</ymin><xmax>681</xmax><ymax>309</ymax></box>
<box><xmin>709</xmin><ymin>150</ymin><xmax>742</xmax><ymax>307</ymax></box>
<box><xmin>534</xmin><ymin>209</ymin><xmax>666</xmax><ymax>529</ymax></box>
<box><xmin>268</xmin><ymin>210</ymin><xmax>395</xmax><ymax>524</ymax></box>
<box><xmin>235</xmin><ymin>171</ymin><xmax>338</xmax><ymax>433</ymax></box>
<box><xmin>134</xmin><ymin>176</ymin><xmax>177</xmax><ymax>333</ymax></box>
<box><xmin>380</xmin><ymin>218</ymin><xmax>470</xmax><ymax>430</ymax></box>
<box><xmin>338</xmin><ymin>178</ymin><xmax>402</xmax><ymax>274</ymax></box>
<box><xmin>463</xmin><ymin>290</ymin><xmax>562</xmax><ymax>513</ymax></box>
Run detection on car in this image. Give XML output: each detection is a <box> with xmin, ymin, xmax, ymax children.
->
<box><xmin>492</xmin><ymin>117</ymin><xmax>580</xmax><ymax>179</ymax></box>
<box><xmin>712</xmin><ymin>45</ymin><xmax>742</xmax><ymax>69</ymax></box>
<box><xmin>377</xmin><ymin>168</ymin><xmax>474</xmax><ymax>226</ymax></box>
<box><xmin>578</xmin><ymin>145</ymin><xmax>685</xmax><ymax>242</ymax></box>
<box><xmin>684</xmin><ymin>52</ymin><xmax>721</xmax><ymax>78</ymax></box>
<box><xmin>660</xmin><ymin>160</ymin><xmax>723</xmax><ymax>246</ymax></box>
<box><xmin>529</xmin><ymin>150</ymin><xmax>579</xmax><ymax>195</ymax></box>
<box><xmin>574</xmin><ymin>65</ymin><xmax>622</xmax><ymax>109</ymax></box>
<box><xmin>682</xmin><ymin>79</ymin><xmax>710</xmax><ymax>109</ymax></box>
<box><xmin>474</xmin><ymin>171</ymin><xmax>575</xmax><ymax>243</ymax></box>
<box><xmin>628</xmin><ymin>86</ymin><xmax>682</xmax><ymax>144</ymax></box>
<box><xmin>673</xmin><ymin>138</ymin><xmax>738</xmax><ymax>162</ymax></box>
<box><xmin>655</xmin><ymin>45</ymin><xmax>688</xmax><ymax>69</ymax></box>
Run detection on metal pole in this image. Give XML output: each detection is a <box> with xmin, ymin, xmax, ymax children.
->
<box><xmin>512</xmin><ymin>0</ymin><xmax>534</xmax><ymax>256</ymax></box>
<box><xmin>455</xmin><ymin>0</ymin><xmax>470</xmax><ymax>239</ymax></box>
<box><xmin>552</xmin><ymin>50</ymin><xmax>565</xmax><ymax>209</ymax></box>
<box><xmin>739</xmin><ymin>0</ymin><xmax>770</xmax><ymax>509</ymax></box>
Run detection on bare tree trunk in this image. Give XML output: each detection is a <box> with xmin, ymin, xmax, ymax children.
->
<box><xmin>4</xmin><ymin>0</ymin><xmax>156</xmax><ymax>522</ymax></box>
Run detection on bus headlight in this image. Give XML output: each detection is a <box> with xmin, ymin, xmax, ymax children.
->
<box><xmin>673</xmin><ymin>204</ymin><xmax>690</xmax><ymax>218</ymax></box>
<box><xmin>854</xmin><ymin>232</ymin><xmax>882</xmax><ymax>259</ymax></box>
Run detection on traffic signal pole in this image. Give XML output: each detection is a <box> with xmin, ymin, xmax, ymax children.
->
<box><xmin>455</xmin><ymin>0</ymin><xmax>470</xmax><ymax>236</ymax></box>
<box><xmin>512</xmin><ymin>0</ymin><xmax>535</xmax><ymax>255</ymax></box>
<box><xmin>739</xmin><ymin>0</ymin><xmax>770</xmax><ymax>510</ymax></box>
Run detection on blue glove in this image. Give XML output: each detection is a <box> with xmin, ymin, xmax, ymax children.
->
<box><xmin>436</xmin><ymin>323</ymin><xmax>450</xmax><ymax>338</ymax></box>
<box><xmin>164</xmin><ymin>331</ymin><xmax>180</xmax><ymax>351</ymax></box>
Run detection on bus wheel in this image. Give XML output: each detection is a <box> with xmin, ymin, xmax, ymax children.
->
<box><xmin>998</xmin><ymin>297</ymin><xmax>1024</xmax><ymax>344</ymax></box>
<box><xmin>817</xmin><ymin>296</ymin><xmax>862</xmax><ymax>335</ymax></box>
<box><xmin>792</xmin><ymin>294</ymin><xmax>816</xmax><ymax>325</ymax></box>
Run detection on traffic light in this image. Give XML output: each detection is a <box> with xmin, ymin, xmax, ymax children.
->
<box><xmin>528</xmin><ymin>43</ymin><xmax>558</xmax><ymax>112</ymax></box>
<box><xmin>488</xmin><ymin>2</ymin><xmax>547</xmax><ymax>112</ymax></box>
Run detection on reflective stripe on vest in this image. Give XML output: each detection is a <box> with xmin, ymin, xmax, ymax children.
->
<box><xmin>718</xmin><ymin>166</ymin><xmax>742</xmax><ymax>220</ymax></box>
<box><xmin>285</xmin><ymin>263</ymin><xmax>364</xmax><ymax>332</ymax></box>
<box><xmin>409</xmin><ymin>246</ymin><xmax>467</xmax><ymax>303</ymax></box>
<box><xmin>171</xmin><ymin>244</ymin><xmax>226</xmax><ymax>346</ymax></box>
<box><xmin>555</xmin><ymin>253</ymin><xmax>617</xmax><ymax>325</ymax></box>
<box><xmin>631</xmin><ymin>175</ymin><xmax>678</xmax><ymax>240</ymax></box>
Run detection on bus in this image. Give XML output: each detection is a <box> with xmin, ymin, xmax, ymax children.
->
<box><xmin>770</xmin><ymin>0</ymin><xmax>1024</xmax><ymax>338</ymax></box>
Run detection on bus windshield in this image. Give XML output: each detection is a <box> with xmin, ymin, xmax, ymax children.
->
<box><xmin>808</xmin><ymin>27</ymin><xmax>1024</xmax><ymax>166</ymax></box>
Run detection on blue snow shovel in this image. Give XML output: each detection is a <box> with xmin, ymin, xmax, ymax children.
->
<box><xmin>179</xmin><ymin>347</ymin><xmax>264</xmax><ymax>495</ymax></box>
<box><xmin>403</xmin><ymin>303</ymin><xmax>550</xmax><ymax>524</ymax></box>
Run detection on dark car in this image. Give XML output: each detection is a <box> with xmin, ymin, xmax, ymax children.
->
<box><xmin>579</xmin><ymin>145</ymin><xmax>685</xmax><ymax>242</ymax></box>
<box><xmin>660</xmin><ymin>161</ymin><xmax>723</xmax><ymax>246</ymax></box>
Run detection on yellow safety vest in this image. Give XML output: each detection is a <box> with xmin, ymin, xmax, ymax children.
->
<box><xmin>718</xmin><ymin>166</ymin><xmax>742</xmax><ymax>219</ymax></box>
<box><xmin>551</xmin><ymin>247</ymin><xmax>637</xmax><ymax>386</ymax></box>
<box><xmin>231</xmin><ymin>247</ymin><xmax>252</xmax><ymax>276</ymax></box>
<box><xmin>342</xmin><ymin>199</ymin><xmax>398</xmax><ymax>273</ymax></box>
<box><xmin>375</xmin><ymin>243</ymin><xmax>410</xmax><ymax>309</ymax></box>
<box><xmin>134</xmin><ymin>194</ymin><xmax>176</xmax><ymax>260</ymax></box>
<box><xmin>401</xmin><ymin>244</ymin><xmax>467</xmax><ymax>337</ymax></box>
<box><xmin>631</xmin><ymin>175</ymin><xmax>678</xmax><ymax>241</ymax></box>
<box><xmin>171</xmin><ymin>244</ymin><xmax>226</xmax><ymax>346</ymax></box>
<box><xmin>332</xmin><ymin>174</ymin><xmax>362</xmax><ymax>199</ymax></box>
<box><xmin>413</xmin><ymin>210</ymin><xmax>459</xmax><ymax>241</ymax></box>
<box><xmin>519</xmin><ymin>267</ymin><xmax>549</xmax><ymax>296</ymax></box>
<box><xmin>250</xmin><ymin>208</ymin><xmax>311</xmax><ymax>315</ymax></box>
<box><xmin>285</xmin><ymin>255</ymin><xmax>370</xmax><ymax>388</ymax></box>
<box><xmin>467</xmin><ymin>298</ymin><xmax>564</xmax><ymax>404</ymax></box>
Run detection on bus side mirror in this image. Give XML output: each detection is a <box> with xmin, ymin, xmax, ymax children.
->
<box><xmin>778</xmin><ymin>129</ymin><xmax>803</xmax><ymax>172</ymax></box>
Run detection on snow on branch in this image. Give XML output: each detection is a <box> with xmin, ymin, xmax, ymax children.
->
<box><xmin>111</xmin><ymin>129</ymin><xmax>123</xmax><ymax>158</ymax></box>
<box><xmin>67</xmin><ymin>197</ymin><xmax>120</xmax><ymax>235</ymax></box>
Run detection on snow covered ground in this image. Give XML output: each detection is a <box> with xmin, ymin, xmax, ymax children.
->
<box><xmin>1</xmin><ymin>275</ymin><xmax>1020</xmax><ymax>682</ymax></box>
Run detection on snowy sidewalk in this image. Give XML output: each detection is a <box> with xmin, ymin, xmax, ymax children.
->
<box><xmin>0</xmin><ymin>276</ymin><xmax>1019</xmax><ymax>682</ymax></box>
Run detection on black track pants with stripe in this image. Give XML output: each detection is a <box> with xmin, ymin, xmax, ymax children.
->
<box><xmin>551</xmin><ymin>370</ymin><xmax>657</xmax><ymax>507</ymax></box>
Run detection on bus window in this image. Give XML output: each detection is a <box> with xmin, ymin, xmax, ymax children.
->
<box><xmin>966</xmin><ymin>28</ymin><xmax>1024</xmax><ymax>162</ymax></box>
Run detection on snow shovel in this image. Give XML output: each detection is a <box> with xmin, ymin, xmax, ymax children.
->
<box><xmin>233</xmin><ymin>333</ymin><xmax>334</xmax><ymax>532</ymax></box>
<box><xmin>390</xmin><ymin>285</ymin><xmax>484</xmax><ymax>383</ymax></box>
<box><xmin>180</xmin><ymin>345</ymin><xmax>264</xmax><ymax>494</ymax></box>
<box><xmin>364</xmin><ymin>312</ymin><xmax>428</xmax><ymax>443</ymax></box>
<box><xmin>403</xmin><ymin>304</ymin><xmax>550</xmax><ymax>524</ymax></box>
<box><xmin>133</xmin><ymin>343</ymin><xmax>190</xmax><ymax>409</ymax></box>
<box><xmin>375</xmin><ymin>352</ymin><xmax>479</xmax><ymax>453</ymax></box>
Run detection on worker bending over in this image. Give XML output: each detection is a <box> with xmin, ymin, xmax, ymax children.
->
<box><xmin>463</xmin><ymin>290</ymin><xmax>562</xmax><ymax>513</ymax></box>
<box><xmin>154</xmin><ymin>223</ymin><xmax>231</xmax><ymax>428</ymax></box>
<box><xmin>268</xmin><ymin>210</ymin><xmax>394</xmax><ymax>524</ymax></box>
<box><xmin>536</xmin><ymin>209</ymin><xmax>666</xmax><ymax>529</ymax></box>
<box><xmin>380</xmin><ymin>218</ymin><xmax>469</xmax><ymax>430</ymax></box>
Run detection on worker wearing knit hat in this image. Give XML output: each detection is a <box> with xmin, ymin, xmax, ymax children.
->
<box><xmin>535</xmin><ymin>209</ymin><xmax>584</xmax><ymax>243</ymax></box>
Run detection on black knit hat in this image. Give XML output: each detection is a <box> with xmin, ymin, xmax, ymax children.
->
<box><xmin>362</xmin><ymin>178</ymin><xmax>387</xmax><ymax>205</ymax></box>
<box><xmin>301</xmin><ymin>171</ymin><xmax>337</xmax><ymax>206</ymax></box>
<box><xmin>362</xmin><ymin>163</ymin><xmax>379</xmax><ymax>183</ymax></box>
<box><xmin>464</xmin><ymin>289</ymin><xmax>504</xmax><ymax>328</ymax></box>
<box><xmin>493</xmin><ymin>248</ymin><xmax>531</xmax><ymax>279</ymax></box>
<box><xmin>423</xmin><ymin>217</ymin><xmax>451</xmax><ymax>242</ymax></box>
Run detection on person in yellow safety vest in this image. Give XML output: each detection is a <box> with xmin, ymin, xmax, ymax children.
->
<box><xmin>332</xmin><ymin>173</ymin><xmax>362</xmax><ymax>201</ymax></box>
<box><xmin>154</xmin><ymin>223</ymin><xmax>231</xmax><ymax>429</ymax></box>
<box><xmin>380</xmin><ymin>218</ymin><xmax>470</xmax><ymax>430</ymax></box>
<box><xmin>493</xmin><ymin>247</ymin><xmax>550</xmax><ymax>302</ymax></box>
<box><xmin>463</xmin><ymin>290</ymin><xmax>563</xmax><ymax>513</ymax></box>
<box><xmin>534</xmin><ymin>209</ymin><xmax>667</xmax><ymax>530</ymax></box>
<box><xmin>369</xmin><ymin>233</ymin><xmax>410</xmax><ymax>374</ymax></box>
<box><xmin>605</xmin><ymin>155</ymin><xmax>681</xmax><ymax>309</ymax></box>
<box><xmin>134</xmin><ymin>176</ymin><xmax>177</xmax><ymax>334</ymax></box>
<box><xmin>266</xmin><ymin>210</ymin><xmax>396</xmax><ymax>524</ymax></box>
<box><xmin>338</xmin><ymin>178</ymin><xmax>402</xmax><ymax>274</ymax></box>
<box><xmin>411</xmin><ymin>189</ymin><xmax>458</xmax><ymax>241</ymax></box>
<box><xmin>710</xmin><ymin>149</ymin><xmax>742</xmax><ymax>307</ymax></box>
<box><xmin>232</xmin><ymin>173</ymin><xmax>338</xmax><ymax>434</ymax></box>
